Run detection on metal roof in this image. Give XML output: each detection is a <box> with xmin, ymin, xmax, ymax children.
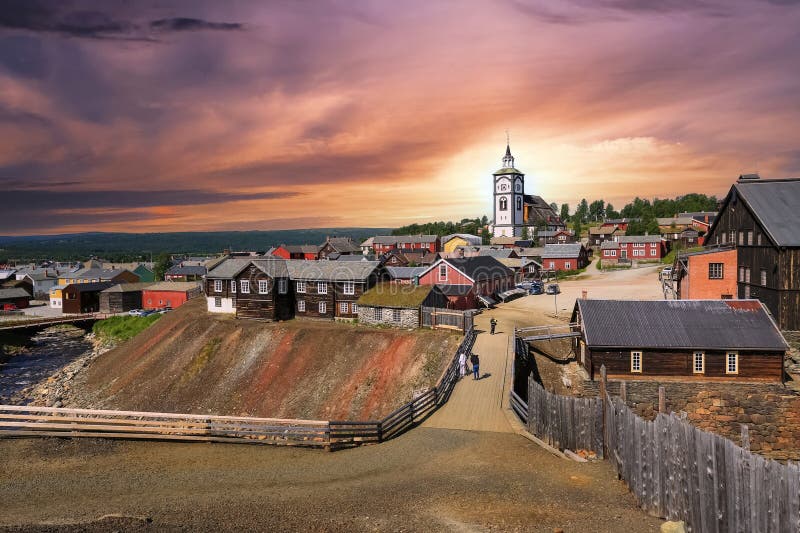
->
<box><xmin>614</xmin><ymin>235</ymin><xmax>663</xmax><ymax>244</ymax></box>
<box><xmin>576</xmin><ymin>299</ymin><xmax>788</xmax><ymax>351</ymax></box>
<box><xmin>541</xmin><ymin>243</ymin><xmax>584</xmax><ymax>259</ymax></box>
<box><xmin>207</xmin><ymin>258</ymin><xmax>289</xmax><ymax>279</ymax></box>
<box><xmin>386</xmin><ymin>266</ymin><xmax>427</xmax><ymax>279</ymax></box>
<box><xmin>286</xmin><ymin>260</ymin><xmax>380</xmax><ymax>281</ymax></box>
<box><xmin>0</xmin><ymin>288</ymin><xmax>31</xmax><ymax>300</ymax></box>
<box><xmin>734</xmin><ymin>178</ymin><xmax>800</xmax><ymax>246</ymax></box>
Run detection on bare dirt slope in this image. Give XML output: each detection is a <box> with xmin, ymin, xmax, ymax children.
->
<box><xmin>69</xmin><ymin>299</ymin><xmax>460</xmax><ymax>420</ymax></box>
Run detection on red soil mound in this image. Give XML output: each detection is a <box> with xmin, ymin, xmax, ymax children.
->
<box><xmin>73</xmin><ymin>299</ymin><xmax>460</xmax><ymax>420</ymax></box>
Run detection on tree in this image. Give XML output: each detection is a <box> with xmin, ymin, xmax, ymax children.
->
<box><xmin>559</xmin><ymin>203</ymin><xmax>570</xmax><ymax>222</ymax></box>
<box><xmin>573</xmin><ymin>218</ymin><xmax>583</xmax><ymax>238</ymax></box>
<box><xmin>153</xmin><ymin>253</ymin><xmax>171</xmax><ymax>281</ymax></box>
<box><xmin>589</xmin><ymin>199</ymin><xmax>606</xmax><ymax>222</ymax></box>
<box><xmin>605</xmin><ymin>203</ymin><xmax>619</xmax><ymax>219</ymax></box>
<box><xmin>575</xmin><ymin>199</ymin><xmax>589</xmax><ymax>223</ymax></box>
<box><xmin>549</xmin><ymin>202</ymin><xmax>558</xmax><ymax>213</ymax></box>
<box><xmin>521</xmin><ymin>226</ymin><xmax>530</xmax><ymax>240</ymax></box>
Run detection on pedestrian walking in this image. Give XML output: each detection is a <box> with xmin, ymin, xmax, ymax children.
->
<box><xmin>490</xmin><ymin>317</ymin><xmax>497</xmax><ymax>335</ymax></box>
<box><xmin>470</xmin><ymin>353</ymin><xmax>480</xmax><ymax>380</ymax></box>
<box><xmin>458</xmin><ymin>351</ymin><xmax>467</xmax><ymax>378</ymax></box>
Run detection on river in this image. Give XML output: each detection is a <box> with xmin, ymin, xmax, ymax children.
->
<box><xmin>0</xmin><ymin>326</ymin><xmax>93</xmax><ymax>404</ymax></box>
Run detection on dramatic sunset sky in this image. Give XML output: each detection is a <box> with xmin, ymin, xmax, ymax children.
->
<box><xmin>1</xmin><ymin>0</ymin><xmax>799</xmax><ymax>235</ymax></box>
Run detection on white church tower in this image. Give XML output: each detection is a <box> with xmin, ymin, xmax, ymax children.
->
<box><xmin>492</xmin><ymin>144</ymin><xmax>525</xmax><ymax>238</ymax></box>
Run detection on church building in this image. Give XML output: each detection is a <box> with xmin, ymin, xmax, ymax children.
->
<box><xmin>490</xmin><ymin>144</ymin><xmax>563</xmax><ymax>238</ymax></box>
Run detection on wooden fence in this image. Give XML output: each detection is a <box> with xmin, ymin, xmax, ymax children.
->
<box><xmin>421</xmin><ymin>306</ymin><xmax>474</xmax><ymax>333</ymax></box>
<box><xmin>510</xmin><ymin>365</ymin><xmax>800</xmax><ymax>531</ymax></box>
<box><xmin>0</xmin><ymin>328</ymin><xmax>477</xmax><ymax>450</ymax></box>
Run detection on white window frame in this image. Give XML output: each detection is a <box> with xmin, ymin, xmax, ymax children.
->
<box><xmin>214</xmin><ymin>297</ymin><xmax>222</xmax><ymax>308</ymax></box>
<box><xmin>565</xmin><ymin>262</ymin><xmax>571</xmax><ymax>269</ymax></box>
<box><xmin>693</xmin><ymin>352</ymin><xmax>705</xmax><ymax>374</ymax></box>
<box><xmin>339</xmin><ymin>302</ymin><xmax>348</xmax><ymax>314</ymax></box>
<box><xmin>352</xmin><ymin>303</ymin><xmax>358</xmax><ymax>314</ymax></box>
<box><xmin>393</xmin><ymin>309</ymin><xmax>402</xmax><ymax>322</ymax></box>
<box><xmin>278</xmin><ymin>278</ymin><xmax>287</xmax><ymax>294</ymax></box>
<box><xmin>231</xmin><ymin>280</ymin><xmax>236</xmax><ymax>293</ymax></box>
<box><xmin>438</xmin><ymin>264</ymin><xmax>448</xmax><ymax>282</ymax></box>
<box><xmin>240</xmin><ymin>280</ymin><xmax>250</xmax><ymax>294</ymax></box>
<box><xmin>258</xmin><ymin>280</ymin><xmax>269</xmax><ymax>294</ymax></box>
<box><xmin>318</xmin><ymin>301</ymin><xmax>326</xmax><ymax>314</ymax></box>
<box><xmin>343</xmin><ymin>281</ymin><xmax>355</xmax><ymax>295</ymax></box>
<box><xmin>296</xmin><ymin>281</ymin><xmax>306</xmax><ymax>293</ymax></box>
<box><xmin>298</xmin><ymin>300</ymin><xmax>305</xmax><ymax>312</ymax></box>
<box><xmin>760</xmin><ymin>269</ymin><xmax>767</xmax><ymax>287</ymax></box>
<box><xmin>548</xmin><ymin>261</ymin><xmax>555</xmax><ymax>269</ymax></box>
<box><xmin>631</xmin><ymin>351</ymin><xmax>642</xmax><ymax>373</ymax></box>
<box><xmin>726</xmin><ymin>352</ymin><xmax>738</xmax><ymax>374</ymax></box>
<box><xmin>214</xmin><ymin>280</ymin><xmax>222</xmax><ymax>293</ymax></box>
<box><xmin>650</xmin><ymin>248</ymin><xmax>657</xmax><ymax>256</ymax></box>
<box><xmin>317</xmin><ymin>282</ymin><xmax>327</xmax><ymax>294</ymax></box>
<box><xmin>747</xmin><ymin>231</ymin><xmax>753</xmax><ymax>245</ymax></box>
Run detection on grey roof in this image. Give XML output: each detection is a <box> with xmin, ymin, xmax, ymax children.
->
<box><xmin>657</xmin><ymin>217</ymin><xmax>694</xmax><ymax>226</ymax></box>
<box><xmin>207</xmin><ymin>258</ymin><xmax>289</xmax><ymax>279</ymax></box>
<box><xmin>600</xmin><ymin>241</ymin><xmax>620</xmax><ymax>249</ymax></box>
<box><xmin>541</xmin><ymin>243</ymin><xmax>584</xmax><ymax>259</ymax></box>
<box><xmin>69</xmin><ymin>267</ymin><xmax>131</xmax><ymax>280</ymax></box>
<box><xmin>165</xmin><ymin>265</ymin><xmax>207</xmax><ymax>276</ymax></box>
<box><xmin>437</xmin><ymin>284</ymin><xmax>473</xmax><ymax>296</ymax></box>
<box><xmin>478</xmin><ymin>248</ymin><xmax>517</xmax><ymax>259</ymax></box>
<box><xmin>328</xmin><ymin>254</ymin><xmax>374</xmax><ymax>262</ymax></box>
<box><xmin>63</xmin><ymin>282</ymin><xmax>114</xmax><ymax>293</ymax></box>
<box><xmin>386</xmin><ymin>266</ymin><xmax>427</xmax><ymax>279</ymax></box>
<box><xmin>516</xmin><ymin>247</ymin><xmax>545</xmax><ymax>257</ymax></box>
<box><xmin>101</xmin><ymin>282</ymin><xmax>154</xmax><ymax>293</ymax></box>
<box><xmin>321</xmin><ymin>237</ymin><xmax>360</xmax><ymax>253</ymax></box>
<box><xmin>442</xmin><ymin>256</ymin><xmax>513</xmax><ymax>281</ymax></box>
<box><xmin>281</xmin><ymin>244</ymin><xmax>320</xmax><ymax>254</ymax></box>
<box><xmin>372</xmin><ymin>235</ymin><xmax>438</xmax><ymax>245</ymax></box>
<box><xmin>537</xmin><ymin>230</ymin><xmax>572</xmax><ymax>237</ymax></box>
<box><xmin>732</xmin><ymin>178</ymin><xmax>800</xmax><ymax>246</ymax></box>
<box><xmin>0</xmin><ymin>288</ymin><xmax>31</xmax><ymax>300</ymax></box>
<box><xmin>614</xmin><ymin>235</ymin><xmax>663</xmax><ymax>244</ymax></box>
<box><xmin>286</xmin><ymin>260</ymin><xmax>380</xmax><ymax>281</ymax></box>
<box><xmin>576</xmin><ymin>299</ymin><xmax>788</xmax><ymax>351</ymax></box>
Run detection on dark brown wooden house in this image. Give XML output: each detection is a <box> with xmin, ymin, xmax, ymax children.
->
<box><xmin>318</xmin><ymin>237</ymin><xmax>361</xmax><ymax>259</ymax></box>
<box><xmin>286</xmin><ymin>260</ymin><xmax>383</xmax><ymax>320</ymax></box>
<box><xmin>205</xmin><ymin>258</ymin><xmax>292</xmax><ymax>320</ymax></box>
<box><xmin>62</xmin><ymin>282</ymin><xmax>114</xmax><ymax>314</ymax></box>
<box><xmin>572</xmin><ymin>299</ymin><xmax>788</xmax><ymax>383</ymax></box>
<box><xmin>704</xmin><ymin>176</ymin><xmax>800</xmax><ymax>330</ymax></box>
<box><xmin>99</xmin><ymin>282</ymin><xmax>152</xmax><ymax>313</ymax></box>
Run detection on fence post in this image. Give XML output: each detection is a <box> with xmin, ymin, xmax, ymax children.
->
<box><xmin>600</xmin><ymin>365</ymin><xmax>607</xmax><ymax>459</ymax></box>
<box><xmin>741</xmin><ymin>424</ymin><xmax>750</xmax><ymax>451</ymax></box>
<box><xmin>620</xmin><ymin>381</ymin><xmax>627</xmax><ymax>403</ymax></box>
<box><xmin>658</xmin><ymin>386</ymin><xmax>666</xmax><ymax>413</ymax></box>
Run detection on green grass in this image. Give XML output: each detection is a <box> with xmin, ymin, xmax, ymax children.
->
<box><xmin>661</xmin><ymin>246</ymin><xmax>703</xmax><ymax>265</ymax></box>
<box><xmin>92</xmin><ymin>314</ymin><xmax>161</xmax><ymax>343</ymax></box>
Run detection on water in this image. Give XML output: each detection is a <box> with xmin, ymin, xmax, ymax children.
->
<box><xmin>0</xmin><ymin>326</ymin><xmax>93</xmax><ymax>403</ymax></box>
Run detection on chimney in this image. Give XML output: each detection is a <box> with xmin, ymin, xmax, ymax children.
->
<box><xmin>582</xmin><ymin>290</ymin><xmax>588</xmax><ymax>300</ymax></box>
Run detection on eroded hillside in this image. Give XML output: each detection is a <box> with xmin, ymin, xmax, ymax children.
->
<box><xmin>70</xmin><ymin>299</ymin><xmax>461</xmax><ymax>420</ymax></box>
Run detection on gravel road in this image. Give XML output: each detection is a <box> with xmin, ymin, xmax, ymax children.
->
<box><xmin>0</xmin><ymin>428</ymin><xmax>662</xmax><ymax>532</ymax></box>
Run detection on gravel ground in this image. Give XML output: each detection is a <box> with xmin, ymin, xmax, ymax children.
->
<box><xmin>0</xmin><ymin>429</ymin><xmax>662</xmax><ymax>532</ymax></box>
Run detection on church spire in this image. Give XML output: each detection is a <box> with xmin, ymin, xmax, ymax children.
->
<box><xmin>502</xmin><ymin>143</ymin><xmax>514</xmax><ymax>168</ymax></box>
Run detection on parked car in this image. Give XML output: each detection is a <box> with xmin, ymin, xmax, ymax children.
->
<box><xmin>1</xmin><ymin>303</ymin><xmax>18</xmax><ymax>311</ymax></box>
<box><xmin>140</xmin><ymin>310</ymin><xmax>156</xmax><ymax>317</ymax></box>
<box><xmin>128</xmin><ymin>309</ymin><xmax>144</xmax><ymax>316</ymax></box>
<box><xmin>157</xmin><ymin>307</ymin><xmax>172</xmax><ymax>314</ymax></box>
<box><xmin>545</xmin><ymin>283</ymin><xmax>560</xmax><ymax>295</ymax></box>
<box><xmin>530</xmin><ymin>281</ymin><xmax>544</xmax><ymax>295</ymax></box>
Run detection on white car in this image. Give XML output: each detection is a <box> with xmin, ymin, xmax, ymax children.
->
<box><xmin>128</xmin><ymin>309</ymin><xmax>145</xmax><ymax>316</ymax></box>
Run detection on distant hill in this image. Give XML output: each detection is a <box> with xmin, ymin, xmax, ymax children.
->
<box><xmin>0</xmin><ymin>228</ymin><xmax>393</xmax><ymax>262</ymax></box>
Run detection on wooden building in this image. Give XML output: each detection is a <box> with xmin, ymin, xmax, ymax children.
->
<box><xmin>62</xmin><ymin>282</ymin><xmax>113</xmax><ymax>314</ymax></box>
<box><xmin>572</xmin><ymin>299</ymin><xmax>788</xmax><ymax>382</ymax></box>
<box><xmin>58</xmin><ymin>268</ymin><xmax>139</xmax><ymax>286</ymax></box>
<box><xmin>540</xmin><ymin>243</ymin><xmax>589</xmax><ymax>271</ymax></box>
<box><xmin>386</xmin><ymin>266</ymin><xmax>427</xmax><ymax>284</ymax></box>
<box><xmin>271</xmin><ymin>245</ymin><xmax>320</xmax><ymax>260</ymax></box>
<box><xmin>357</xmin><ymin>283</ymin><xmax>448</xmax><ymax>328</ymax></box>
<box><xmin>164</xmin><ymin>264</ymin><xmax>206</xmax><ymax>281</ymax></box>
<box><xmin>441</xmin><ymin>234</ymin><xmax>482</xmax><ymax>254</ymax></box>
<box><xmin>205</xmin><ymin>258</ymin><xmax>293</xmax><ymax>320</ymax></box>
<box><xmin>536</xmin><ymin>229</ymin><xmax>575</xmax><ymax>245</ymax></box>
<box><xmin>704</xmin><ymin>176</ymin><xmax>800</xmax><ymax>330</ymax></box>
<box><xmin>287</xmin><ymin>260</ymin><xmax>383</xmax><ymax>320</ymax></box>
<box><xmin>142</xmin><ymin>281</ymin><xmax>203</xmax><ymax>310</ymax></box>
<box><xmin>318</xmin><ymin>237</ymin><xmax>360</xmax><ymax>259</ymax></box>
<box><xmin>600</xmin><ymin>235</ymin><xmax>666</xmax><ymax>266</ymax></box>
<box><xmin>372</xmin><ymin>235</ymin><xmax>440</xmax><ymax>255</ymax></box>
<box><xmin>588</xmin><ymin>225</ymin><xmax>623</xmax><ymax>247</ymax></box>
<box><xmin>0</xmin><ymin>288</ymin><xmax>31</xmax><ymax>310</ymax></box>
<box><xmin>99</xmin><ymin>282</ymin><xmax>152</xmax><ymax>313</ymax></box>
<box><xmin>417</xmin><ymin>256</ymin><xmax>514</xmax><ymax>309</ymax></box>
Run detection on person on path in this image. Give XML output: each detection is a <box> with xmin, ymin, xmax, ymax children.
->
<box><xmin>458</xmin><ymin>351</ymin><xmax>467</xmax><ymax>378</ymax></box>
<box><xmin>470</xmin><ymin>353</ymin><xmax>480</xmax><ymax>380</ymax></box>
<box><xmin>490</xmin><ymin>317</ymin><xmax>497</xmax><ymax>335</ymax></box>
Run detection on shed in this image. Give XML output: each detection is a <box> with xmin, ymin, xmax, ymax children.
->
<box><xmin>142</xmin><ymin>281</ymin><xmax>203</xmax><ymax>310</ymax></box>
<box><xmin>62</xmin><ymin>282</ymin><xmax>114</xmax><ymax>314</ymax></box>
<box><xmin>100</xmin><ymin>282</ymin><xmax>153</xmax><ymax>313</ymax></box>
<box><xmin>0</xmin><ymin>287</ymin><xmax>31</xmax><ymax>310</ymax></box>
<box><xmin>357</xmin><ymin>283</ymin><xmax>448</xmax><ymax>328</ymax></box>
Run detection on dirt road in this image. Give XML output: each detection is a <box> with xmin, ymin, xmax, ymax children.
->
<box><xmin>0</xmin><ymin>429</ymin><xmax>662</xmax><ymax>532</ymax></box>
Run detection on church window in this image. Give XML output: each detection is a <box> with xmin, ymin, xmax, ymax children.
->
<box><xmin>499</xmin><ymin>197</ymin><xmax>508</xmax><ymax>211</ymax></box>
<box><xmin>438</xmin><ymin>264</ymin><xmax>448</xmax><ymax>282</ymax></box>
<box><xmin>516</xmin><ymin>197</ymin><xmax>522</xmax><ymax>210</ymax></box>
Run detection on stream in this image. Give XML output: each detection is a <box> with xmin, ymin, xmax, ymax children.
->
<box><xmin>0</xmin><ymin>326</ymin><xmax>93</xmax><ymax>404</ymax></box>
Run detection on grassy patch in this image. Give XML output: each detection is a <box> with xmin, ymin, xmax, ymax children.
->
<box><xmin>92</xmin><ymin>315</ymin><xmax>161</xmax><ymax>343</ymax></box>
<box><xmin>662</xmin><ymin>246</ymin><xmax>703</xmax><ymax>265</ymax></box>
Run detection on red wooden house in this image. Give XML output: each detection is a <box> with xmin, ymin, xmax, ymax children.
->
<box><xmin>600</xmin><ymin>218</ymin><xmax>634</xmax><ymax>232</ymax></box>
<box><xmin>372</xmin><ymin>235</ymin><xmax>440</xmax><ymax>255</ymax></box>
<box><xmin>142</xmin><ymin>281</ymin><xmax>203</xmax><ymax>310</ymax></box>
<box><xmin>417</xmin><ymin>256</ymin><xmax>514</xmax><ymax>309</ymax></box>
<box><xmin>540</xmin><ymin>244</ymin><xmax>589</xmax><ymax>271</ymax></box>
<box><xmin>271</xmin><ymin>245</ymin><xmax>320</xmax><ymax>260</ymax></box>
<box><xmin>600</xmin><ymin>236</ymin><xmax>665</xmax><ymax>266</ymax></box>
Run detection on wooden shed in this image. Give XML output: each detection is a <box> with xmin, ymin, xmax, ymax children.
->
<box><xmin>572</xmin><ymin>299</ymin><xmax>788</xmax><ymax>383</ymax></box>
<box><xmin>62</xmin><ymin>282</ymin><xmax>113</xmax><ymax>314</ymax></box>
<box><xmin>99</xmin><ymin>282</ymin><xmax>152</xmax><ymax>313</ymax></box>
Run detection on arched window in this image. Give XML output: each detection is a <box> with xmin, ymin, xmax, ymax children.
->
<box><xmin>499</xmin><ymin>197</ymin><xmax>508</xmax><ymax>211</ymax></box>
<box><xmin>516</xmin><ymin>197</ymin><xmax>522</xmax><ymax>210</ymax></box>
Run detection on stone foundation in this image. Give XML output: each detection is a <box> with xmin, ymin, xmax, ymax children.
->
<box><xmin>357</xmin><ymin>306</ymin><xmax>419</xmax><ymax>328</ymax></box>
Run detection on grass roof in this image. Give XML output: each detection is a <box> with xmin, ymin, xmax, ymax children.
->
<box><xmin>357</xmin><ymin>283</ymin><xmax>434</xmax><ymax>308</ymax></box>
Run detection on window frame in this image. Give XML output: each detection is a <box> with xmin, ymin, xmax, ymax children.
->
<box><xmin>392</xmin><ymin>309</ymin><xmax>402</xmax><ymax>322</ymax></box>
<box><xmin>708</xmin><ymin>263</ymin><xmax>723</xmax><ymax>280</ymax></box>
<box><xmin>693</xmin><ymin>351</ymin><xmax>705</xmax><ymax>374</ymax></box>
<box><xmin>318</xmin><ymin>301</ymin><xmax>327</xmax><ymax>314</ymax></box>
<box><xmin>343</xmin><ymin>281</ymin><xmax>355</xmax><ymax>295</ymax></box>
<box><xmin>631</xmin><ymin>351</ymin><xmax>642</xmax><ymax>373</ymax></box>
<box><xmin>726</xmin><ymin>351</ymin><xmax>738</xmax><ymax>375</ymax></box>
<box><xmin>231</xmin><ymin>280</ymin><xmax>236</xmax><ymax>293</ymax></box>
<box><xmin>565</xmin><ymin>261</ymin><xmax>571</xmax><ymax>270</ymax></box>
<box><xmin>297</xmin><ymin>300</ymin><xmax>306</xmax><ymax>312</ymax></box>
<box><xmin>278</xmin><ymin>278</ymin><xmax>288</xmax><ymax>294</ymax></box>
<box><xmin>438</xmin><ymin>264</ymin><xmax>448</xmax><ymax>282</ymax></box>
<box><xmin>258</xmin><ymin>280</ymin><xmax>269</xmax><ymax>294</ymax></box>
<box><xmin>339</xmin><ymin>302</ymin><xmax>348</xmax><ymax>314</ymax></box>
<box><xmin>240</xmin><ymin>280</ymin><xmax>250</xmax><ymax>294</ymax></box>
<box><xmin>760</xmin><ymin>269</ymin><xmax>767</xmax><ymax>287</ymax></box>
<box><xmin>296</xmin><ymin>281</ymin><xmax>306</xmax><ymax>293</ymax></box>
<box><xmin>214</xmin><ymin>280</ymin><xmax>222</xmax><ymax>293</ymax></box>
<box><xmin>351</xmin><ymin>303</ymin><xmax>358</xmax><ymax>314</ymax></box>
<box><xmin>317</xmin><ymin>282</ymin><xmax>327</xmax><ymax>294</ymax></box>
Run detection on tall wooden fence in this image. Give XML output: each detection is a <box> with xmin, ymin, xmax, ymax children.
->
<box><xmin>0</xmin><ymin>328</ymin><xmax>477</xmax><ymax>450</ymax></box>
<box><xmin>421</xmin><ymin>307</ymin><xmax>474</xmax><ymax>333</ymax></box>
<box><xmin>510</xmin><ymin>366</ymin><xmax>800</xmax><ymax>531</ymax></box>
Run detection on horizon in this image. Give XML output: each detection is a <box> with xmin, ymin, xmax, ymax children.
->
<box><xmin>2</xmin><ymin>1</ymin><xmax>800</xmax><ymax>235</ymax></box>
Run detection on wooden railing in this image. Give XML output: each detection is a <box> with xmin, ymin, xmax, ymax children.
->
<box><xmin>0</xmin><ymin>328</ymin><xmax>477</xmax><ymax>450</ymax></box>
<box><xmin>0</xmin><ymin>313</ymin><xmax>105</xmax><ymax>331</ymax></box>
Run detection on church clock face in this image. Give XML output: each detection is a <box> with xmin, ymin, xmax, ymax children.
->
<box><xmin>496</xmin><ymin>179</ymin><xmax>510</xmax><ymax>193</ymax></box>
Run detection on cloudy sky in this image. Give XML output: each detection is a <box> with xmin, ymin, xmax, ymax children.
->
<box><xmin>1</xmin><ymin>0</ymin><xmax>799</xmax><ymax>235</ymax></box>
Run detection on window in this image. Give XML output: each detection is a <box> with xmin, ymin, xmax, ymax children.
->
<box><xmin>278</xmin><ymin>279</ymin><xmax>287</xmax><ymax>294</ymax></box>
<box><xmin>708</xmin><ymin>263</ymin><xmax>723</xmax><ymax>279</ymax></box>
<box><xmin>258</xmin><ymin>280</ymin><xmax>269</xmax><ymax>294</ymax></box>
<box><xmin>610</xmin><ymin>250</ymin><xmax>617</xmax><ymax>257</ymax></box>
<box><xmin>760</xmin><ymin>269</ymin><xmax>767</xmax><ymax>286</ymax></box>
<box><xmin>343</xmin><ymin>281</ymin><xmax>355</xmax><ymax>295</ymax></box>
<box><xmin>516</xmin><ymin>197</ymin><xmax>522</xmax><ymax>210</ymax></box>
<box><xmin>231</xmin><ymin>280</ymin><xmax>236</xmax><ymax>293</ymax></box>
<box><xmin>747</xmin><ymin>231</ymin><xmax>753</xmax><ymax>245</ymax></box>
<box><xmin>739</xmin><ymin>266</ymin><xmax>745</xmax><ymax>282</ymax></box>
<box><xmin>296</xmin><ymin>281</ymin><xmax>306</xmax><ymax>293</ymax></box>
<box><xmin>352</xmin><ymin>303</ymin><xmax>358</xmax><ymax>314</ymax></box>
<box><xmin>565</xmin><ymin>262</ymin><xmax>571</xmax><ymax>269</ymax></box>
<box><xmin>499</xmin><ymin>197</ymin><xmax>508</xmax><ymax>211</ymax></box>
<box><xmin>650</xmin><ymin>249</ymin><xmax>657</xmax><ymax>256</ymax></box>
<box><xmin>757</xmin><ymin>233</ymin><xmax>762</xmax><ymax>245</ymax></box>
<box><xmin>317</xmin><ymin>282</ymin><xmax>327</xmax><ymax>294</ymax></box>
<box><xmin>438</xmin><ymin>264</ymin><xmax>448</xmax><ymax>282</ymax></box>
<box><xmin>721</xmin><ymin>232</ymin><xmax>727</xmax><ymax>244</ymax></box>
<box><xmin>693</xmin><ymin>352</ymin><xmax>705</xmax><ymax>374</ymax></box>
<box><xmin>214</xmin><ymin>280</ymin><xmax>222</xmax><ymax>293</ymax></box>
<box><xmin>339</xmin><ymin>302</ymin><xmax>348</xmax><ymax>314</ymax></box>
<box><xmin>240</xmin><ymin>280</ymin><xmax>250</xmax><ymax>294</ymax></box>
<box><xmin>298</xmin><ymin>300</ymin><xmax>305</xmax><ymax>312</ymax></box>
<box><xmin>738</xmin><ymin>231</ymin><xmax>744</xmax><ymax>245</ymax></box>
<box><xmin>147</xmin><ymin>299</ymin><xmax>152</xmax><ymax>305</ymax></box>
<box><xmin>631</xmin><ymin>351</ymin><xmax>642</xmax><ymax>373</ymax></box>
<box><xmin>548</xmin><ymin>261</ymin><xmax>555</xmax><ymax>269</ymax></box>
<box><xmin>729</xmin><ymin>231</ymin><xmax>735</xmax><ymax>244</ymax></box>
<box><xmin>745</xmin><ymin>268</ymin><xmax>751</xmax><ymax>283</ymax></box>
<box><xmin>318</xmin><ymin>301</ymin><xmax>326</xmax><ymax>314</ymax></box>
<box><xmin>393</xmin><ymin>309</ymin><xmax>402</xmax><ymax>322</ymax></box>
<box><xmin>744</xmin><ymin>285</ymin><xmax>751</xmax><ymax>299</ymax></box>
<box><xmin>726</xmin><ymin>352</ymin><xmax>738</xmax><ymax>374</ymax></box>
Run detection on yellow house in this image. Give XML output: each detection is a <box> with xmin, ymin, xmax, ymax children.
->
<box><xmin>49</xmin><ymin>285</ymin><xmax>64</xmax><ymax>309</ymax></box>
<box><xmin>442</xmin><ymin>234</ymin><xmax>482</xmax><ymax>254</ymax></box>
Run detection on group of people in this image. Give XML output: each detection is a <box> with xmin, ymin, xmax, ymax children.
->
<box><xmin>458</xmin><ymin>350</ymin><xmax>480</xmax><ymax>380</ymax></box>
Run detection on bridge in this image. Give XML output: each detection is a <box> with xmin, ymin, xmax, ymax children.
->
<box><xmin>0</xmin><ymin>313</ymin><xmax>107</xmax><ymax>333</ymax></box>
<box><xmin>514</xmin><ymin>323</ymin><xmax>581</xmax><ymax>342</ymax></box>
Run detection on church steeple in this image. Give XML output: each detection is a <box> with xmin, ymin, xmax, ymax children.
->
<box><xmin>502</xmin><ymin>143</ymin><xmax>514</xmax><ymax>168</ymax></box>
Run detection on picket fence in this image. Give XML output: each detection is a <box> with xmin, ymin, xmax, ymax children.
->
<box><xmin>512</xmin><ymin>368</ymin><xmax>800</xmax><ymax>532</ymax></box>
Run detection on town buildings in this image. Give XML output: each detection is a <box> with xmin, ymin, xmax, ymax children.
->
<box><xmin>357</xmin><ymin>283</ymin><xmax>448</xmax><ymax>328</ymax></box>
<box><xmin>205</xmin><ymin>258</ymin><xmax>293</xmax><ymax>320</ymax></box>
<box><xmin>600</xmin><ymin>235</ymin><xmax>666</xmax><ymax>266</ymax></box>
<box><xmin>540</xmin><ymin>244</ymin><xmax>589</xmax><ymax>271</ymax></box>
<box><xmin>142</xmin><ymin>282</ymin><xmax>202</xmax><ymax>310</ymax></box>
<box><xmin>417</xmin><ymin>256</ymin><xmax>514</xmax><ymax>309</ymax></box>
<box><xmin>371</xmin><ymin>235</ymin><xmax>440</xmax><ymax>255</ymax></box>
<box><xmin>674</xmin><ymin>247</ymin><xmax>737</xmax><ymax>300</ymax></box>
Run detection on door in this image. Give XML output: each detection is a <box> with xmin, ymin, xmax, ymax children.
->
<box><xmin>621</xmin><ymin>250</ymin><xmax>628</xmax><ymax>259</ymax></box>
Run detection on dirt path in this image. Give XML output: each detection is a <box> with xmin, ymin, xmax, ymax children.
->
<box><xmin>0</xmin><ymin>429</ymin><xmax>662</xmax><ymax>532</ymax></box>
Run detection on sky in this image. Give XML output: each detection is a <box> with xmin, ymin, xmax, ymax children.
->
<box><xmin>1</xmin><ymin>0</ymin><xmax>799</xmax><ymax>235</ymax></box>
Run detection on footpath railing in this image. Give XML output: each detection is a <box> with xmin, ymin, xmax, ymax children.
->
<box><xmin>421</xmin><ymin>307</ymin><xmax>475</xmax><ymax>333</ymax></box>
<box><xmin>0</xmin><ymin>328</ymin><xmax>477</xmax><ymax>450</ymax></box>
<box><xmin>0</xmin><ymin>313</ymin><xmax>104</xmax><ymax>331</ymax></box>
<box><xmin>510</xmin><ymin>366</ymin><xmax>800</xmax><ymax>531</ymax></box>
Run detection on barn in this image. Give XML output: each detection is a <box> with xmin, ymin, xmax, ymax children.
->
<box><xmin>99</xmin><ymin>282</ymin><xmax>152</xmax><ymax>313</ymax></box>
<box><xmin>142</xmin><ymin>282</ymin><xmax>203</xmax><ymax>311</ymax></box>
